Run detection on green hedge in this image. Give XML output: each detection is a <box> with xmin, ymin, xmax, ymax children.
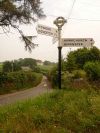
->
<box><xmin>0</xmin><ymin>71</ymin><xmax>42</xmax><ymax>95</ymax></box>
<box><xmin>84</xmin><ymin>61</ymin><xmax>100</xmax><ymax>81</ymax></box>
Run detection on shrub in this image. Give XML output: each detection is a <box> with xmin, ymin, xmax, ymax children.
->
<box><xmin>48</xmin><ymin>66</ymin><xmax>58</xmax><ymax>87</ymax></box>
<box><xmin>61</xmin><ymin>71</ymin><xmax>91</xmax><ymax>90</ymax></box>
<box><xmin>72</xmin><ymin>70</ymin><xmax>86</xmax><ymax>79</ymax></box>
<box><xmin>0</xmin><ymin>71</ymin><xmax>42</xmax><ymax>95</ymax></box>
<box><xmin>84</xmin><ymin>61</ymin><xmax>100</xmax><ymax>81</ymax></box>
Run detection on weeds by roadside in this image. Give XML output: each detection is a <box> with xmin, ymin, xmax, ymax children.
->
<box><xmin>0</xmin><ymin>89</ymin><xmax>100</xmax><ymax>133</ymax></box>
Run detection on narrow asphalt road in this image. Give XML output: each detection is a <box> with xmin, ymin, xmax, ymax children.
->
<box><xmin>0</xmin><ymin>76</ymin><xmax>53</xmax><ymax>106</ymax></box>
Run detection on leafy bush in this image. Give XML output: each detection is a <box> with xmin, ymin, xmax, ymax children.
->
<box><xmin>84</xmin><ymin>61</ymin><xmax>100</xmax><ymax>81</ymax></box>
<box><xmin>72</xmin><ymin>70</ymin><xmax>86</xmax><ymax>79</ymax></box>
<box><xmin>47</xmin><ymin>66</ymin><xmax>58</xmax><ymax>87</ymax></box>
<box><xmin>0</xmin><ymin>71</ymin><xmax>42</xmax><ymax>95</ymax></box>
<box><xmin>61</xmin><ymin>71</ymin><xmax>91</xmax><ymax>90</ymax></box>
<box><xmin>38</xmin><ymin>65</ymin><xmax>55</xmax><ymax>76</ymax></box>
<box><xmin>49</xmin><ymin>67</ymin><xmax>88</xmax><ymax>90</ymax></box>
<box><xmin>65</xmin><ymin>47</ymin><xmax>100</xmax><ymax>71</ymax></box>
<box><xmin>61</xmin><ymin>72</ymin><xmax>72</xmax><ymax>89</ymax></box>
<box><xmin>0</xmin><ymin>63</ymin><xmax>3</xmax><ymax>72</ymax></box>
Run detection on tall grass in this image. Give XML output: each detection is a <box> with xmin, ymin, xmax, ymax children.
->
<box><xmin>0</xmin><ymin>89</ymin><xmax>100</xmax><ymax>132</ymax></box>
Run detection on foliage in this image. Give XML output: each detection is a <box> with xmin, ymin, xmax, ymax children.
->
<box><xmin>65</xmin><ymin>47</ymin><xmax>100</xmax><ymax>71</ymax></box>
<box><xmin>47</xmin><ymin>65</ymin><xmax>58</xmax><ymax>87</ymax></box>
<box><xmin>61</xmin><ymin>71</ymin><xmax>73</xmax><ymax>89</ymax></box>
<box><xmin>66</xmin><ymin>51</ymin><xmax>78</xmax><ymax>72</ymax></box>
<box><xmin>3</xmin><ymin>61</ymin><xmax>13</xmax><ymax>72</ymax></box>
<box><xmin>89</xmin><ymin>47</ymin><xmax>100</xmax><ymax>60</ymax></box>
<box><xmin>0</xmin><ymin>63</ymin><xmax>3</xmax><ymax>72</ymax></box>
<box><xmin>3</xmin><ymin>60</ymin><xmax>22</xmax><ymax>72</ymax></box>
<box><xmin>84</xmin><ymin>61</ymin><xmax>100</xmax><ymax>81</ymax></box>
<box><xmin>43</xmin><ymin>61</ymin><xmax>56</xmax><ymax>66</ymax></box>
<box><xmin>49</xmin><ymin>65</ymin><xmax>99</xmax><ymax>90</ymax></box>
<box><xmin>0</xmin><ymin>89</ymin><xmax>100</xmax><ymax>132</ymax></box>
<box><xmin>61</xmin><ymin>70</ymin><xmax>92</xmax><ymax>90</ymax></box>
<box><xmin>12</xmin><ymin>60</ymin><xmax>21</xmax><ymax>71</ymax></box>
<box><xmin>19</xmin><ymin>58</ymin><xmax>37</xmax><ymax>70</ymax></box>
<box><xmin>0</xmin><ymin>0</ymin><xmax>45</xmax><ymax>51</ymax></box>
<box><xmin>2</xmin><ymin>58</ymin><xmax>38</xmax><ymax>72</ymax></box>
<box><xmin>0</xmin><ymin>0</ymin><xmax>44</xmax><ymax>25</ymax></box>
<box><xmin>38</xmin><ymin>64</ymin><xmax>56</xmax><ymax>76</ymax></box>
<box><xmin>0</xmin><ymin>71</ymin><xmax>42</xmax><ymax>94</ymax></box>
<box><xmin>72</xmin><ymin>69</ymin><xmax>86</xmax><ymax>79</ymax></box>
<box><xmin>0</xmin><ymin>72</ymin><xmax>7</xmax><ymax>86</ymax></box>
<box><xmin>43</xmin><ymin>60</ymin><xmax>51</xmax><ymax>65</ymax></box>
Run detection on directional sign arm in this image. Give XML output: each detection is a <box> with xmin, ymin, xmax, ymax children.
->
<box><xmin>61</xmin><ymin>38</ymin><xmax>95</xmax><ymax>47</ymax></box>
<box><xmin>36</xmin><ymin>24</ymin><xmax>58</xmax><ymax>37</ymax></box>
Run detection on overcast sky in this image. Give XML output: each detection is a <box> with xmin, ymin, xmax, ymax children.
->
<box><xmin>0</xmin><ymin>0</ymin><xmax>100</xmax><ymax>62</ymax></box>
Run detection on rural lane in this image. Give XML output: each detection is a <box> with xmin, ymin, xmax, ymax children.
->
<box><xmin>0</xmin><ymin>76</ymin><xmax>53</xmax><ymax>106</ymax></box>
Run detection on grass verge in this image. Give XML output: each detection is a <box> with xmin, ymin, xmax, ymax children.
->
<box><xmin>0</xmin><ymin>89</ymin><xmax>100</xmax><ymax>133</ymax></box>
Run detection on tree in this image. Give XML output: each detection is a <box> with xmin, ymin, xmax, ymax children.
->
<box><xmin>2</xmin><ymin>58</ymin><xmax>38</xmax><ymax>72</ymax></box>
<box><xmin>0</xmin><ymin>0</ymin><xmax>45</xmax><ymax>51</ymax></box>
<box><xmin>89</xmin><ymin>46</ymin><xmax>100</xmax><ymax>61</ymax></box>
<box><xmin>19</xmin><ymin>58</ymin><xmax>37</xmax><ymax>70</ymax></box>
<box><xmin>84</xmin><ymin>61</ymin><xmax>100</xmax><ymax>81</ymax></box>
<box><xmin>43</xmin><ymin>61</ymin><xmax>51</xmax><ymax>65</ymax></box>
<box><xmin>3</xmin><ymin>61</ymin><xmax>12</xmax><ymax>72</ymax></box>
<box><xmin>13</xmin><ymin>60</ymin><xmax>21</xmax><ymax>71</ymax></box>
<box><xmin>65</xmin><ymin>47</ymin><xmax>100</xmax><ymax>71</ymax></box>
<box><xmin>65</xmin><ymin>51</ymin><xmax>78</xmax><ymax>72</ymax></box>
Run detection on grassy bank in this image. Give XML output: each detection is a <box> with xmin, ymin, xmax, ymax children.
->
<box><xmin>0</xmin><ymin>89</ymin><xmax>100</xmax><ymax>132</ymax></box>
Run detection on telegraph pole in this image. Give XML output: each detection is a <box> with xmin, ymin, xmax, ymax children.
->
<box><xmin>54</xmin><ymin>17</ymin><xmax>67</xmax><ymax>89</ymax></box>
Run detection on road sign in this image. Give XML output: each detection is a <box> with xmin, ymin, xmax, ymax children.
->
<box><xmin>36</xmin><ymin>24</ymin><xmax>58</xmax><ymax>38</ymax></box>
<box><xmin>61</xmin><ymin>38</ymin><xmax>95</xmax><ymax>47</ymax></box>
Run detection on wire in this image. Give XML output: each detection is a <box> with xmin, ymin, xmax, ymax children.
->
<box><xmin>45</xmin><ymin>13</ymin><xmax>100</xmax><ymax>22</ymax></box>
<box><xmin>43</xmin><ymin>0</ymin><xmax>77</xmax><ymax>19</ymax></box>
<box><xmin>68</xmin><ymin>17</ymin><xmax>100</xmax><ymax>21</ymax></box>
<box><xmin>79</xmin><ymin>1</ymin><xmax>100</xmax><ymax>7</ymax></box>
<box><xmin>66</xmin><ymin>0</ymin><xmax>100</xmax><ymax>22</ymax></box>
<box><xmin>67</xmin><ymin>0</ymin><xmax>76</xmax><ymax>19</ymax></box>
<box><xmin>44</xmin><ymin>0</ymin><xmax>100</xmax><ymax>22</ymax></box>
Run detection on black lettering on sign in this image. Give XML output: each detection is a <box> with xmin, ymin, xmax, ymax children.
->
<box><xmin>38</xmin><ymin>30</ymin><xmax>53</xmax><ymax>36</ymax></box>
<box><xmin>38</xmin><ymin>26</ymin><xmax>51</xmax><ymax>31</ymax></box>
<box><xmin>63</xmin><ymin>43</ymin><xmax>84</xmax><ymax>47</ymax></box>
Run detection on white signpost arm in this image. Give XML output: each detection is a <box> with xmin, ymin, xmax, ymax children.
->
<box><xmin>61</xmin><ymin>38</ymin><xmax>95</xmax><ymax>48</ymax></box>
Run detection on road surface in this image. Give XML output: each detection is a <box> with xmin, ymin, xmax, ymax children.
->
<box><xmin>0</xmin><ymin>76</ymin><xmax>53</xmax><ymax>106</ymax></box>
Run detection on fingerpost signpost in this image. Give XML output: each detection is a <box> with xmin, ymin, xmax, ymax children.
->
<box><xmin>36</xmin><ymin>17</ymin><xmax>95</xmax><ymax>89</ymax></box>
<box><xmin>53</xmin><ymin>17</ymin><xmax>67</xmax><ymax>89</ymax></box>
<box><xmin>61</xmin><ymin>38</ymin><xmax>94</xmax><ymax>48</ymax></box>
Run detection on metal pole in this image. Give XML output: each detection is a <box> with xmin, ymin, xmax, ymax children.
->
<box><xmin>58</xmin><ymin>27</ymin><xmax>62</xmax><ymax>89</ymax></box>
<box><xmin>58</xmin><ymin>46</ymin><xmax>62</xmax><ymax>89</ymax></box>
<box><xmin>53</xmin><ymin>17</ymin><xmax>67</xmax><ymax>89</ymax></box>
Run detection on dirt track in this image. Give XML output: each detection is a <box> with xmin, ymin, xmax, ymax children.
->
<box><xmin>0</xmin><ymin>76</ymin><xmax>52</xmax><ymax>106</ymax></box>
